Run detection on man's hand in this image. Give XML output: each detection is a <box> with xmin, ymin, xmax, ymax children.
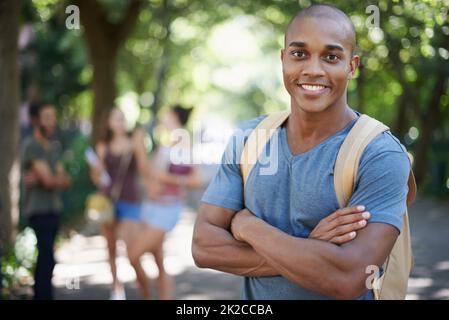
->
<box><xmin>56</xmin><ymin>163</ymin><xmax>72</xmax><ymax>188</ymax></box>
<box><xmin>309</xmin><ymin>206</ymin><xmax>370</xmax><ymax>245</ymax></box>
<box><xmin>57</xmin><ymin>172</ymin><xmax>72</xmax><ymax>188</ymax></box>
<box><xmin>24</xmin><ymin>169</ymin><xmax>39</xmax><ymax>186</ymax></box>
<box><xmin>230</xmin><ymin>208</ymin><xmax>256</xmax><ymax>242</ymax></box>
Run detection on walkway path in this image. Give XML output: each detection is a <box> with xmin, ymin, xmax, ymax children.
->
<box><xmin>53</xmin><ymin>197</ymin><xmax>449</xmax><ymax>300</ymax></box>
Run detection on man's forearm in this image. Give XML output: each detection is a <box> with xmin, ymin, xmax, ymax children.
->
<box><xmin>239</xmin><ymin>216</ymin><xmax>363</xmax><ymax>298</ymax></box>
<box><xmin>192</xmin><ymin>221</ymin><xmax>278</xmax><ymax>277</ymax></box>
<box><xmin>56</xmin><ymin>173</ymin><xmax>71</xmax><ymax>189</ymax></box>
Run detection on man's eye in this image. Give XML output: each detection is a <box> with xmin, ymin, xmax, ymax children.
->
<box><xmin>292</xmin><ymin>51</ymin><xmax>306</xmax><ymax>58</ymax></box>
<box><xmin>325</xmin><ymin>54</ymin><xmax>340</xmax><ymax>62</ymax></box>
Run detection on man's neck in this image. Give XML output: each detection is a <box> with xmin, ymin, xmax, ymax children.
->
<box><xmin>285</xmin><ymin>100</ymin><xmax>357</xmax><ymax>155</ymax></box>
<box><xmin>33</xmin><ymin>127</ymin><xmax>49</xmax><ymax>148</ymax></box>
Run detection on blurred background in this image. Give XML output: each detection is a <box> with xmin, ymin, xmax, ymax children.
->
<box><xmin>0</xmin><ymin>0</ymin><xmax>448</xmax><ymax>300</ymax></box>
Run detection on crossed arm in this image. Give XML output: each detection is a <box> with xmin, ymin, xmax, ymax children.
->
<box><xmin>31</xmin><ymin>160</ymin><xmax>71</xmax><ymax>190</ymax></box>
<box><xmin>192</xmin><ymin>204</ymin><xmax>277</xmax><ymax>277</ymax></box>
<box><xmin>192</xmin><ymin>203</ymin><xmax>398</xmax><ymax>299</ymax></box>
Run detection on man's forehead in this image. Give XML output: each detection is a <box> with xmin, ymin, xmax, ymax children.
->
<box><xmin>287</xmin><ymin>18</ymin><xmax>349</xmax><ymax>42</ymax></box>
<box><xmin>284</xmin><ymin>10</ymin><xmax>356</xmax><ymax>53</ymax></box>
<box><xmin>41</xmin><ymin>105</ymin><xmax>56</xmax><ymax>114</ymax></box>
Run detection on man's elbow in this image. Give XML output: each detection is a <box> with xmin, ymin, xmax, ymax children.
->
<box><xmin>332</xmin><ymin>273</ymin><xmax>370</xmax><ymax>300</ymax></box>
<box><xmin>191</xmin><ymin>241</ymin><xmax>210</xmax><ymax>269</ymax></box>
<box><xmin>64</xmin><ymin>178</ymin><xmax>72</xmax><ymax>189</ymax></box>
<box><xmin>191</xmin><ymin>244</ymin><xmax>204</xmax><ymax>268</ymax></box>
<box><xmin>191</xmin><ymin>230</ymin><xmax>212</xmax><ymax>269</ymax></box>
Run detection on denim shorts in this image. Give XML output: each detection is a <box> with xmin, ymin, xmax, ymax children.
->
<box><xmin>115</xmin><ymin>201</ymin><xmax>141</xmax><ymax>222</ymax></box>
<box><xmin>140</xmin><ymin>200</ymin><xmax>183</xmax><ymax>232</ymax></box>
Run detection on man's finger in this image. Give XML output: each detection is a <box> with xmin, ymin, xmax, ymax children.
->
<box><xmin>325</xmin><ymin>205</ymin><xmax>365</xmax><ymax>223</ymax></box>
<box><xmin>330</xmin><ymin>231</ymin><xmax>357</xmax><ymax>245</ymax></box>
<box><xmin>326</xmin><ymin>211</ymin><xmax>371</xmax><ymax>231</ymax></box>
<box><xmin>332</xmin><ymin>220</ymin><xmax>368</xmax><ymax>237</ymax></box>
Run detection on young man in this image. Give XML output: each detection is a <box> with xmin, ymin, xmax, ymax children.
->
<box><xmin>192</xmin><ymin>4</ymin><xmax>410</xmax><ymax>300</ymax></box>
<box><xmin>22</xmin><ymin>103</ymin><xmax>72</xmax><ymax>300</ymax></box>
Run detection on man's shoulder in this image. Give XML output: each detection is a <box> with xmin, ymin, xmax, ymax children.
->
<box><xmin>351</xmin><ymin>111</ymin><xmax>406</xmax><ymax>154</ymax></box>
<box><xmin>23</xmin><ymin>136</ymin><xmax>42</xmax><ymax>153</ymax></box>
<box><xmin>360</xmin><ymin>128</ymin><xmax>410</xmax><ymax>172</ymax></box>
<box><xmin>366</xmin><ymin>130</ymin><xmax>407</xmax><ymax>156</ymax></box>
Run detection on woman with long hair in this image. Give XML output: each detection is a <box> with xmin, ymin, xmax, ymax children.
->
<box><xmin>129</xmin><ymin>105</ymin><xmax>203</xmax><ymax>299</ymax></box>
<box><xmin>89</xmin><ymin>107</ymin><xmax>154</xmax><ymax>299</ymax></box>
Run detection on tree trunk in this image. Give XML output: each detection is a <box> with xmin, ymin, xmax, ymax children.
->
<box><xmin>89</xmin><ymin>44</ymin><xmax>117</xmax><ymax>144</ymax></box>
<box><xmin>0</xmin><ymin>0</ymin><xmax>20</xmax><ymax>247</ymax></box>
<box><xmin>145</xmin><ymin>0</ymin><xmax>172</xmax><ymax>149</ymax></box>
<box><xmin>75</xmin><ymin>0</ymin><xmax>142</xmax><ymax>144</ymax></box>
<box><xmin>413</xmin><ymin>74</ymin><xmax>448</xmax><ymax>184</ymax></box>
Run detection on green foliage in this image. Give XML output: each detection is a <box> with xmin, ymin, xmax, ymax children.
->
<box><xmin>21</xmin><ymin>0</ymin><xmax>88</xmax><ymax>117</ymax></box>
<box><xmin>1</xmin><ymin>228</ymin><xmax>37</xmax><ymax>299</ymax></box>
<box><xmin>21</xmin><ymin>0</ymin><xmax>449</xmax><ymax>197</ymax></box>
<box><xmin>61</xmin><ymin>133</ymin><xmax>96</xmax><ymax>229</ymax></box>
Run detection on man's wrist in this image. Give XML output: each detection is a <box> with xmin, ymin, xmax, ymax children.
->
<box><xmin>233</xmin><ymin>209</ymin><xmax>257</xmax><ymax>242</ymax></box>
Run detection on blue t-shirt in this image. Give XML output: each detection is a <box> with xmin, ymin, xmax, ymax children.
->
<box><xmin>201</xmin><ymin>111</ymin><xmax>410</xmax><ymax>300</ymax></box>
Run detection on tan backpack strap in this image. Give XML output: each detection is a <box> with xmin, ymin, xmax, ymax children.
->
<box><xmin>240</xmin><ymin>110</ymin><xmax>290</xmax><ymax>185</ymax></box>
<box><xmin>407</xmin><ymin>170</ymin><xmax>417</xmax><ymax>206</ymax></box>
<box><xmin>334</xmin><ymin>114</ymin><xmax>389</xmax><ymax>208</ymax></box>
<box><xmin>335</xmin><ymin>114</ymin><xmax>417</xmax><ymax>300</ymax></box>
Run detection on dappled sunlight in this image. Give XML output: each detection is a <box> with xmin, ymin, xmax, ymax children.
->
<box><xmin>2</xmin><ymin>0</ymin><xmax>449</xmax><ymax>302</ymax></box>
<box><xmin>433</xmin><ymin>289</ymin><xmax>449</xmax><ymax>300</ymax></box>
<box><xmin>408</xmin><ymin>277</ymin><xmax>433</xmax><ymax>289</ymax></box>
<box><xmin>51</xmin><ymin>209</ymin><xmax>241</xmax><ymax>299</ymax></box>
<box><xmin>435</xmin><ymin>261</ymin><xmax>449</xmax><ymax>271</ymax></box>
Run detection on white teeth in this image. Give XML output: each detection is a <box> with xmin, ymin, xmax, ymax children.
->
<box><xmin>301</xmin><ymin>84</ymin><xmax>326</xmax><ymax>91</ymax></box>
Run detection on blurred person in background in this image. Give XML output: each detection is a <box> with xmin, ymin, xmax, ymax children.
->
<box><xmin>23</xmin><ymin>100</ymin><xmax>69</xmax><ymax>150</ymax></box>
<box><xmin>89</xmin><ymin>107</ymin><xmax>151</xmax><ymax>300</ymax></box>
<box><xmin>21</xmin><ymin>103</ymin><xmax>72</xmax><ymax>300</ymax></box>
<box><xmin>133</xmin><ymin>105</ymin><xmax>203</xmax><ymax>299</ymax></box>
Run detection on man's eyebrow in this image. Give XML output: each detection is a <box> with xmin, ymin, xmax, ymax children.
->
<box><xmin>288</xmin><ymin>42</ymin><xmax>345</xmax><ymax>52</ymax></box>
<box><xmin>325</xmin><ymin>44</ymin><xmax>344</xmax><ymax>51</ymax></box>
<box><xmin>288</xmin><ymin>41</ymin><xmax>306</xmax><ymax>48</ymax></box>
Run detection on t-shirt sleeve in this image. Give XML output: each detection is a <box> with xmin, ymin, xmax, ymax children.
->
<box><xmin>22</xmin><ymin>140</ymin><xmax>45</xmax><ymax>170</ymax></box>
<box><xmin>347</xmin><ymin>149</ymin><xmax>410</xmax><ymax>233</ymax></box>
<box><xmin>201</xmin><ymin>131</ymin><xmax>246</xmax><ymax>213</ymax></box>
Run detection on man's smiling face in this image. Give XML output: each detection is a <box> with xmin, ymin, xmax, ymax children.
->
<box><xmin>281</xmin><ymin>16</ymin><xmax>359</xmax><ymax>114</ymax></box>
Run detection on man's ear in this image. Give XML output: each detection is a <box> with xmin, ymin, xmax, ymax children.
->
<box><xmin>280</xmin><ymin>49</ymin><xmax>285</xmax><ymax>61</ymax></box>
<box><xmin>348</xmin><ymin>55</ymin><xmax>360</xmax><ymax>80</ymax></box>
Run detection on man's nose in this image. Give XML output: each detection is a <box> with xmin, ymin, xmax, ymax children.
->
<box><xmin>301</xmin><ymin>57</ymin><xmax>325</xmax><ymax>78</ymax></box>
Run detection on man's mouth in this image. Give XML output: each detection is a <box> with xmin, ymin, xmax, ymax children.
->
<box><xmin>299</xmin><ymin>84</ymin><xmax>328</xmax><ymax>91</ymax></box>
<box><xmin>295</xmin><ymin>83</ymin><xmax>331</xmax><ymax>98</ymax></box>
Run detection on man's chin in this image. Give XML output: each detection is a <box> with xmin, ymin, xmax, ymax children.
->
<box><xmin>45</xmin><ymin>129</ymin><xmax>56</xmax><ymax>137</ymax></box>
<box><xmin>293</xmin><ymin>100</ymin><xmax>329</xmax><ymax>114</ymax></box>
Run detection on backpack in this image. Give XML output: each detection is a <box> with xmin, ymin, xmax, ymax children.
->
<box><xmin>240</xmin><ymin>110</ymin><xmax>417</xmax><ymax>300</ymax></box>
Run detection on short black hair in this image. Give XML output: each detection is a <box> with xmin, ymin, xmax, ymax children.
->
<box><xmin>285</xmin><ymin>4</ymin><xmax>357</xmax><ymax>54</ymax></box>
<box><xmin>171</xmin><ymin>104</ymin><xmax>193</xmax><ymax>126</ymax></box>
<box><xmin>29</xmin><ymin>102</ymin><xmax>54</xmax><ymax>119</ymax></box>
<box><xmin>28</xmin><ymin>102</ymin><xmax>42</xmax><ymax>119</ymax></box>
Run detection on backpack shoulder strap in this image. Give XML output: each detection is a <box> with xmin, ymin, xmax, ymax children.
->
<box><xmin>334</xmin><ymin>114</ymin><xmax>417</xmax><ymax>207</ymax></box>
<box><xmin>334</xmin><ymin>114</ymin><xmax>390</xmax><ymax>207</ymax></box>
<box><xmin>334</xmin><ymin>114</ymin><xmax>417</xmax><ymax>300</ymax></box>
<box><xmin>240</xmin><ymin>110</ymin><xmax>290</xmax><ymax>185</ymax></box>
<box><xmin>406</xmin><ymin>170</ymin><xmax>417</xmax><ymax>206</ymax></box>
